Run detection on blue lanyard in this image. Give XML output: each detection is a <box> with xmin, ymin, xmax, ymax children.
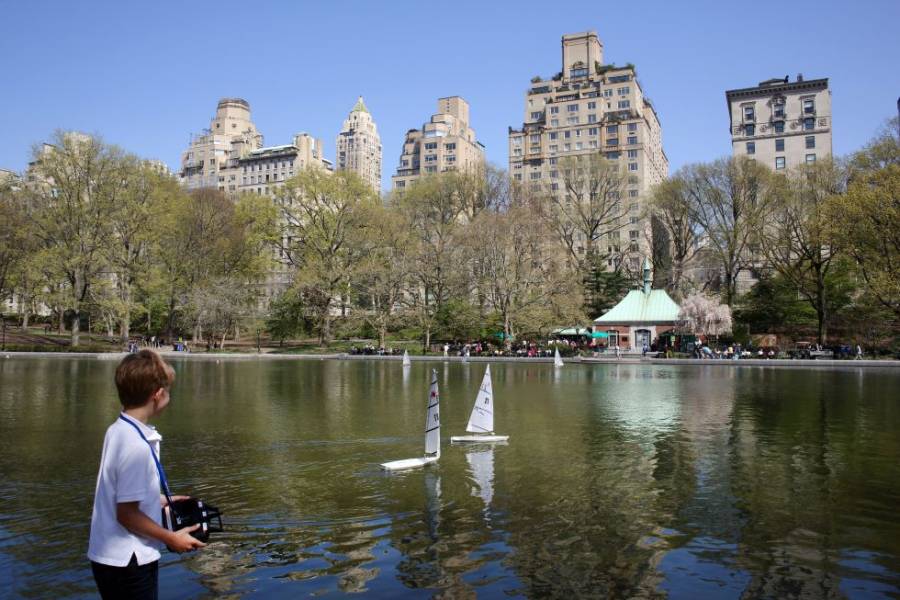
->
<box><xmin>118</xmin><ymin>414</ymin><xmax>174</xmax><ymax>508</ymax></box>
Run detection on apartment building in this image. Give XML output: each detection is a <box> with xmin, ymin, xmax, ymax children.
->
<box><xmin>508</xmin><ymin>31</ymin><xmax>668</xmax><ymax>272</ymax></box>
<box><xmin>726</xmin><ymin>75</ymin><xmax>832</xmax><ymax>170</ymax></box>
<box><xmin>391</xmin><ymin>96</ymin><xmax>485</xmax><ymax>191</ymax></box>
<box><xmin>179</xmin><ymin>97</ymin><xmax>264</xmax><ymax>191</ymax></box>
<box><xmin>237</xmin><ymin>133</ymin><xmax>331</xmax><ymax>197</ymax></box>
<box><xmin>336</xmin><ymin>96</ymin><xmax>382</xmax><ymax>194</ymax></box>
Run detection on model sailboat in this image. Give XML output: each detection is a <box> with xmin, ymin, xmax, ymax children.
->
<box><xmin>402</xmin><ymin>350</ymin><xmax>411</xmax><ymax>367</ymax></box>
<box><xmin>381</xmin><ymin>369</ymin><xmax>441</xmax><ymax>471</ymax></box>
<box><xmin>451</xmin><ymin>365</ymin><xmax>509</xmax><ymax>443</ymax></box>
<box><xmin>554</xmin><ymin>348</ymin><xmax>564</xmax><ymax>367</ymax></box>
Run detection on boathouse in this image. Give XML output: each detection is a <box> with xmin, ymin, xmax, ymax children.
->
<box><xmin>593</xmin><ymin>259</ymin><xmax>681</xmax><ymax>350</ymax></box>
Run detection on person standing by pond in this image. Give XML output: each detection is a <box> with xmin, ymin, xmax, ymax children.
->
<box><xmin>88</xmin><ymin>350</ymin><xmax>205</xmax><ymax>599</ymax></box>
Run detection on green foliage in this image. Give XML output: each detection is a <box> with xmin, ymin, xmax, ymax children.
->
<box><xmin>734</xmin><ymin>274</ymin><xmax>816</xmax><ymax>333</ymax></box>
<box><xmin>434</xmin><ymin>299</ymin><xmax>483</xmax><ymax>342</ymax></box>
<box><xmin>583</xmin><ymin>258</ymin><xmax>632</xmax><ymax>319</ymax></box>
<box><xmin>265</xmin><ymin>289</ymin><xmax>312</xmax><ymax>344</ymax></box>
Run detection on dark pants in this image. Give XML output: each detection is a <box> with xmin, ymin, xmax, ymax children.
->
<box><xmin>91</xmin><ymin>554</ymin><xmax>158</xmax><ymax>600</ymax></box>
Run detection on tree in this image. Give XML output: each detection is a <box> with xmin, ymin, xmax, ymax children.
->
<box><xmin>465</xmin><ymin>204</ymin><xmax>580</xmax><ymax>346</ymax></box>
<box><xmin>832</xmin><ymin>119</ymin><xmax>900</xmax><ymax>318</ymax></box>
<box><xmin>582</xmin><ymin>256</ymin><xmax>631</xmax><ymax>319</ymax></box>
<box><xmin>104</xmin><ymin>160</ymin><xmax>171</xmax><ymax>341</ymax></box>
<box><xmin>646</xmin><ymin>174</ymin><xmax>702</xmax><ymax>298</ymax></box>
<box><xmin>679</xmin><ymin>293</ymin><xmax>733</xmax><ymax>338</ymax></box>
<box><xmin>153</xmin><ymin>188</ymin><xmax>273</xmax><ymax>339</ymax></box>
<box><xmin>275</xmin><ymin>168</ymin><xmax>375</xmax><ymax>345</ymax></box>
<box><xmin>394</xmin><ymin>173</ymin><xmax>469</xmax><ymax>350</ymax></box>
<box><xmin>538</xmin><ymin>153</ymin><xmax>628</xmax><ymax>271</ymax></box>
<box><xmin>352</xmin><ymin>204</ymin><xmax>412</xmax><ymax>348</ymax></box>
<box><xmin>0</xmin><ymin>178</ymin><xmax>33</xmax><ymax>309</ymax></box>
<box><xmin>265</xmin><ymin>288</ymin><xmax>312</xmax><ymax>346</ymax></box>
<box><xmin>680</xmin><ymin>157</ymin><xmax>776</xmax><ymax>306</ymax></box>
<box><xmin>760</xmin><ymin>159</ymin><xmax>846</xmax><ymax>344</ymax></box>
<box><xmin>24</xmin><ymin>133</ymin><xmax>123</xmax><ymax>346</ymax></box>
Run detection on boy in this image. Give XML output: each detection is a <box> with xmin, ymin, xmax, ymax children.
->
<box><xmin>88</xmin><ymin>350</ymin><xmax>205</xmax><ymax>599</ymax></box>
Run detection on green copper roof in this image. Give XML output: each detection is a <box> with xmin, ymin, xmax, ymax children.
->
<box><xmin>594</xmin><ymin>289</ymin><xmax>681</xmax><ymax>324</ymax></box>
<box><xmin>352</xmin><ymin>96</ymin><xmax>369</xmax><ymax>114</ymax></box>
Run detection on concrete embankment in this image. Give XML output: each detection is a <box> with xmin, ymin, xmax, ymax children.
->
<box><xmin>3</xmin><ymin>351</ymin><xmax>898</xmax><ymax>369</ymax></box>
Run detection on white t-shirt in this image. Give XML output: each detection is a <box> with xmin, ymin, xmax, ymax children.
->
<box><xmin>88</xmin><ymin>414</ymin><xmax>164</xmax><ymax>566</ymax></box>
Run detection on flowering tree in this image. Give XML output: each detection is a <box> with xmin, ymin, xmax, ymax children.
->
<box><xmin>679</xmin><ymin>293</ymin><xmax>732</xmax><ymax>337</ymax></box>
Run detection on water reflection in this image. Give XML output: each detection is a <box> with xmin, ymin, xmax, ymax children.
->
<box><xmin>1</xmin><ymin>358</ymin><xmax>900</xmax><ymax>598</ymax></box>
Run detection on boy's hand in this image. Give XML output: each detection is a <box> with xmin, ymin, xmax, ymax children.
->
<box><xmin>167</xmin><ymin>524</ymin><xmax>206</xmax><ymax>553</ymax></box>
<box><xmin>160</xmin><ymin>494</ymin><xmax>192</xmax><ymax>507</ymax></box>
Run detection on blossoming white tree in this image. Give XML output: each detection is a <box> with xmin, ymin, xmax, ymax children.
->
<box><xmin>679</xmin><ymin>293</ymin><xmax>733</xmax><ymax>338</ymax></box>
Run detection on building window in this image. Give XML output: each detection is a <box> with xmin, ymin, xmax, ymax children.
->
<box><xmin>570</xmin><ymin>67</ymin><xmax>588</xmax><ymax>78</ymax></box>
<box><xmin>549</xmin><ymin>157</ymin><xmax>557</xmax><ymax>165</ymax></box>
<box><xmin>603</xmin><ymin>89</ymin><xmax>613</xmax><ymax>98</ymax></box>
<box><xmin>567</xmin><ymin>104</ymin><xmax>579</xmax><ymax>112</ymax></box>
<box><xmin>627</xmin><ymin>136</ymin><xmax>637</xmax><ymax>145</ymax></box>
<box><xmin>629</xmin><ymin>189</ymin><xmax>639</xmax><ymax>198</ymax></box>
<box><xmin>587</xmin><ymin>101</ymin><xmax>597</xmax><ymax>109</ymax></box>
<box><xmin>588</xmin><ymin>127</ymin><xmax>598</xmax><ymax>136</ymax></box>
<box><xmin>606</xmin><ymin>152</ymin><xmax>620</xmax><ymax>159</ymax></box>
<box><xmin>564</xmin><ymin>143</ymin><xmax>571</xmax><ymax>151</ymax></box>
<box><xmin>774</xmin><ymin>121</ymin><xmax>785</xmax><ymax>134</ymax></box>
<box><xmin>607</xmin><ymin>138</ymin><xmax>619</xmax><ymax>146</ymax></box>
<box><xmin>567</xmin><ymin>116</ymin><xmax>579</xmax><ymax>125</ymax></box>
<box><xmin>746</xmin><ymin>141</ymin><xmax>755</xmax><ymax>155</ymax></box>
<box><xmin>550</xmin><ymin>170</ymin><xmax>558</xmax><ymax>178</ymax></box>
<box><xmin>775</xmin><ymin>157</ymin><xmax>785</xmax><ymax>170</ymax></box>
<box><xmin>549</xmin><ymin>145</ymin><xmax>558</xmax><ymax>152</ymax></box>
<box><xmin>564</xmin><ymin>131</ymin><xmax>571</xmax><ymax>139</ymax></box>
<box><xmin>804</xmin><ymin>118</ymin><xmax>815</xmax><ymax>131</ymax></box>
<box><xmin>744</xmin><ymin>124</ymin><xmax>755</xmax><ymax>136</ymax></box>
<box><xmin>773</xmin><ymin>102</ymin><xmax>785</xmax><ymax>119</ymax></box>
<box><xmin>805</xmin><ymin>136</ymin><xmax>815</xmax><ymax>149</ymax></box>
<box><xmin>775</xmin><ymin>138</ymin><xmax>785</xmax><ymax>152</ymax></box>
<box><xmin>550</xmin><ymin>119</ymin><xmax>559</xmax><ymax>127</ymax></box>
<box><xmin>627</xmin><ymin>149</ymin><xmax>638</xmax><ymax>158</ymax></box>
<box><xmin>550</xmin><ymin>106</ymin><xmax>559</xmax><ymax>114</ymax></box>
<box><xmin>618</xmin><ymin>100</ymin><xmax>631</xmax><ymax>109</ymax></box>
<box><xmin>806</xmin><ymin>153</ymin><xmax>816</xmax><ymax>163</ymax></box>
<box><xmin>587</xmin><ymin>114</ymin><xmax>597</xmax><ymax>123</ymax></box>
<box><xmin>530</xmin><ymin>172</ymin><xmax>541</xmax><ymax>180</ymax></box>
<box><xmin>425</xmin><ymin>142</ymin><xmax>437</xmax><ymax>150</ymax></box>
<box><xmin>575</xmin><ymin>129</ymin><xmax>582</xmax><ymax>137</ymax></box>
<box><xmin>803</xmin><ymin>99</ymin><xmax>815</xmax><ymax>114</ymax></box>
<box><xmin>629</xmin><ymin>230</ymin><xmax>640</xmax><ymax>240</ymax></box>
<box><xmin>531</xmin><ymin>111</ymin><xmax>542</xmax><ymax>120</ymax></box>
<box><xmin>606</xmin><ymin>125</ymin><xmax>618</xmax><ymax>135</ymax></box>
<box><xmin>627</xmin><ymin>123</ymin><xmax>637</xmax><ymax>132</ymax></box>
<box><xmin>744</xmin><ymin>106</ymin><xmax>755</xmax><ymax>121</ymax></box>
<box><xmin>549</xmin><ymin>132</ymin><xmax>558</xmax><ymax>140</ymax></box>
<box><xmin>530</xmin><ymin>134</ymin><xmax>540</xmax><ymax>143</ymax></box>
<box><xmin>589</xmin><ymin>140</ymin><xmax>598</xmax><ymax>148</ymax></box>
<box><xmin>617</xmin><ymin>87</ymin><xmax>630</xmax><ymax>96</ymax></box>
<box><xmin>628</xmin><ymin>162</ymin><xmax>638</xmax><ymax>171</ymax></box>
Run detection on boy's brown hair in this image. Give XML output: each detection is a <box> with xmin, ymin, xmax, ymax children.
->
<box><xmin>115</xmin><ymin>350</ymin><xmax>175</xmax><ymax>408</ymax></box>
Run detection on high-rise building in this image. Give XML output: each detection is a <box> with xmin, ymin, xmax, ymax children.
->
<box><xmin>237</xmin><ymin>132</ymin><xmax>331</xmax><ymax>198</ymax></box>
<box><xmin>179</xmin><ymin>98</ymin><xmax>263</xmax><ymax>192</ymax></box>
<box><xmin>726</xmin><ymin>75</ymin><xmax>832</xmax><ymax>171</ymax></box>
<box><xmin>508</xmin><ymin>31</ymin><xmax>668</xmax><ymax>272</ymax></box>
<box><xmin>336</xmin><ymin>96</ymin><xmax>382</xmax><ymax>194</ymax></box>
<box><xmin>391</xmin><ymin>96</ymin><xmax>485</xmax><ymax>191</ymax></box>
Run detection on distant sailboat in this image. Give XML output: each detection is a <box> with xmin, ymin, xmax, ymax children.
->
<box><xmin>451</xmin><ymin>365</ymin><xmax>509</xmax><ymax>443</ymax></box>
<box><xmin>402</xmin><ymin>350</ymin><xmax>411</xmax><ymax>367</ymax></box>
<box><xmin>381</xmin><ymin>369</ymin><xmax>441</xmax><ymax>471</ymax></box>
<box><xmin>554</xmin><ymin>348</ymin><xmax>564</xmax><ymax>368</ymax></box>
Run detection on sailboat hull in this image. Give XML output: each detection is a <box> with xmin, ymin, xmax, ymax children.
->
<box><xmin>381</xmin><ymin>456</ymin><xmax>439</xmax><ymax>471</ymax></box>
<box><xmin>450</xmin><ymin>434</ymin><xmax>509</xmax><ymax>443</ymax></box>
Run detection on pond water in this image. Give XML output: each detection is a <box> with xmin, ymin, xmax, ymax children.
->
<box><xmin>1</xmin><ymin>357</ymin><xmax>899</xmax><ymax>598</ymax></box>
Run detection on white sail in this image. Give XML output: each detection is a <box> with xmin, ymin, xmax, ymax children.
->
<box><xmin>424</xmin><ymin>369</ymin><xmax>441</xmax><ymax>457</ymax></box>
<box><xmin>402</xmin><ymin>350</ymin><xmax>411</xmax><ymax>367</ymax></box>
<box><xmin>466</xmin><ymin>365</ymin><xmax>494</xmax><ymax>434</ymax></box>
<box><xmin>554</xmin><ymin>348</ymin><xmax>564</xmax><ymax>367</ymax></box>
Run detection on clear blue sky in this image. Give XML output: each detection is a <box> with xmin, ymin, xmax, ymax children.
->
<box><xmin>2</xmin><ymin>0</ymin><xmax>898</xmax><ymax>189</ymax></box>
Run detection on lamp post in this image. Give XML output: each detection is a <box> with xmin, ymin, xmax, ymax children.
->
<box><xmin>256</xmin><ymin>328</ymin><xmax>261</xmax><ymax>354</ymax></box>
